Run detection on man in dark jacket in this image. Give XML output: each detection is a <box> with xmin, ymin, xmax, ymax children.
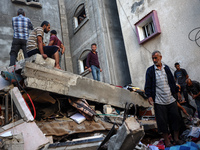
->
<box><xmin>145</xmin><ymin>51</ymin><xmax>183</xmax><ymax>147</ymax></box>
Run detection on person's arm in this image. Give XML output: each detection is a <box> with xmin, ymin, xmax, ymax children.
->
<box><xmin>145</xmin><ymin>68</ymin><xmax>154</xmax><ymax>105</ymax></box>
<box><xmin>28</xmin><ymin>19</ymin><xmax>33</xmax><ymax>30</ymax></box>
<box><xmin>177</xmin><ymin>102</ymin><xmax>189</xmax><ymax>116</ymax></box>
<box><xmin>37</xmin><ymin>36</ymin><xmax>47</xmax><ymax>59</ymax></box>
<box><xmin>183</xmin><ymin>69</ymin><xmax>189</xmax><ymax>79</ymax></box>
<box><xmin>48</xmin><ymin>40</ymin><xmax>54</xmax><ymax>46</ymax></box>
<box><xmin>192</xmin><ymin>82</ymin><xmax>200</xmax><ymax>99</ymax></box>
<box><xmin>174</xmin><ymin>72</ymin><xmax>177</xmax><ymax>81</ymax></box>
<box><xmin>60</xmin><ymin>44</ymin><xmax>65</xmax><ymax>55</ymax></box>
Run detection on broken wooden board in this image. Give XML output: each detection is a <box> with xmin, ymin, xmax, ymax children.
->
<box><xmin>22</xmin><ymin>62</ymin><xmax>150</xmax><ymax>109</ymax></box>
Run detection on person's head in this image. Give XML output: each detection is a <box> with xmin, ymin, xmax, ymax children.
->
<box><xmin>174</xmin><ymin>62</ymin><xmax>180</xmax><ymax>70</ymax></box>
<box><xmin>152</xmin><ymin>50</ymin><xmax>162</xmax><ymax>66</ymax></box>
<box><xmin>41</xmin><ymin>21</ymin><xmax>50</xmax><ymax>34</ymax></box>
<box><xmin>17</xmin><ymin>8</ymin><xmax>25</xmax><ymax>16</ymax></box>
<box><xmin>50</xmin><ymin>30</ymin><xmax>57</xmax><ymax>36</ymax></box>
<box><xmin>91</xmin><ymin>43</ymin><xmax>97</xmax><ymax>51</ymax></box>
<box><xmin>186</xmin><ymin>78</ymin><xmax>192</xmax><ymax>86</ymax></box>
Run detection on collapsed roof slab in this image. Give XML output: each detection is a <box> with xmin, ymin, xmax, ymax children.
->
<box><xmin>22</xmin><ymin>61</ymin><xmax>150</xmax><ymax>109</ymax></box>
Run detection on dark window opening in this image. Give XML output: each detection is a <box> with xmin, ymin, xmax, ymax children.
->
<box><xmin>77</xmin><ymin>9</ymin><xmax>86</xmax><ymax>25</ymax></box>
<box><xmin>142</xmin><ymin>21</ymin><xmax>155</xmax><ymax>38</ymax></box>
<box><xmin>83</xmin><ymin>58</ymin><xmax>88</xmax><ymax>70</ymax></box>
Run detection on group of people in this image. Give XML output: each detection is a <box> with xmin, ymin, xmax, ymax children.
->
<box><xmin>145</xmin><ymin>51</ymin><xmax>200</xmax><ymax>147</ymax></box>
<box><xmin>10</xmin><ymin>8</ymin><xmax>102</xmax><ymax>80</ymax></box>
<box><xmin>10</xmin><ymin>8</ymin><xmax>65</xmax><ymax>69</ymax></box>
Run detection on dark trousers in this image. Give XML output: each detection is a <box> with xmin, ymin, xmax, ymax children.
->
<box><xmin>154</xmin><ymin>102</ymin><xmax>181</xmax><ymax>134</ymax></box>
<box><xmin>10</xmin><ymin>38</ymin><xmax>28</xmax><ymax>66</ymax></box>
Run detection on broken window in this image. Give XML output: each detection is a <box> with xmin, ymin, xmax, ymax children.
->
<box><xmin>12</xmin><ymin>0</ymin><xmax>42</xmax><ymax>8</ymax></box>
<box><xmin>135</xmin><ymin>10</ymin><xmax>161</xmax><ymax>44</ymax></box>
<box><xmin>73</xmin><ymin>3</ymin><xmax>89</xmax><ymax>33</ymax></box>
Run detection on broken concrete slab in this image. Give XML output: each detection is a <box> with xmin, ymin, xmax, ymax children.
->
<box><xmin>0</xmin><ymin>121</ymin><xmax>49</xmax><ymax>150</ymax></box>
<box><xmin>22</xmin><ymin>61</ymin><xmax>150</xmax><ymax>109</ymax></box>
<box><xmin>10</xmin><ymin>87</ymin><xmax>34</xmax><ymax>122</ymax></box>
<box><xmin>108</xmin><ymin>117</ymin><xmax>145</xmax><ymax>150</ymax></box>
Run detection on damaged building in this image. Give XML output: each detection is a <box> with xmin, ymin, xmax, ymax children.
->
<box><xmin>0</xmin><ymin>0</ymin><xmax>200</xmax><ymax>150</ymax></box>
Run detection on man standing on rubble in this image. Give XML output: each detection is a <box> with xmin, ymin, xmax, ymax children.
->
<box><xmin>145</xmin><ymin>51</ymin><xmax>183</xmax><ymax>147</ymax></box>
<box><xmin>86</xmin><ymin>43</ymin><xmax>102</xmax><ymax>81</ymax></box>
<box><xmin>26</xmin><ymin>21</ymin><xmax>61</xmax><ymax>69</ymax></box>
<box><xmin>186</xmin><ymin>78</ymin><xmax>200</xmax><ymax>118</ymax></box>
<box><xmin>10</xmin><ymin>8</ymin><xmax>33</xmax><ymax>66</ymax></box>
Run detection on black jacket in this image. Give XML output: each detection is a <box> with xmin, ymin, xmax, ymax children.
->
<box><xmin>145</xmin><ymin>64</ymin><xmax>178</xmax><ymax>102</ymax></box>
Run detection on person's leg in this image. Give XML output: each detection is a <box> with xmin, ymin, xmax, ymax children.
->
<box><xmin>154</xmin><ymin>103</ymin><xmax>171</xmax><ymax>146</ymax></box>
<box><xmin>181</xmin><ymin>85</ymin><xmax>189</xmax><ymax>102</ymax></box>
<box><xmin>195</xmin><ymin>99</ymin><xmax>200</xmax><ymax>118</ymax></box>
<box><xmin>43</xmin><ymin>46</ymin><xmax>60</xmax><ymax>69</ymax></box>
<box><xmin>9</xmin><ymin>38</ymin><xmax>20</xmax><ymax>66</ymax></box>
<box><xmin>59</xmin><ymin>51</ymin><xmax>62</xmax><ymax>67</ymax></box>
<box><xmin>21</xmin><ymin>39</ymin><xmax>28</xmax><ymax>58</ymax></box>
<box><xmin>91</xmin><ymin>65</ymin><xmax>97</xmax><ymax>80</ymax></box>
<box><xmin>96</xmin><ymin>67</ymin><xmax>100</xmax><ymax>81</ymax></box>
<box><xmin>168</xmin><ymin>102</ymin><xmax>181</xmax><ymax>142</ymax></box>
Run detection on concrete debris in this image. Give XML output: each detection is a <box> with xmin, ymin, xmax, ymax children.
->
<box><xmin>108</xmin><ymin>117</ymin><xmax>145</xmax><ymax>150</ymax></box>
<box><xmin>0</xmin><ymin>54</ymin><xmax>160</xmax><ymax>149</ymax></box>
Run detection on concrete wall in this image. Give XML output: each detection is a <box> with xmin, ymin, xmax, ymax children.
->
<box><xmin>65</xmin><ymin>0</ymin><xmax>131</xmax><ymax>86</ymax></box>
<box><xmin>0</xmin><ymin>0</ymin><xmax>62</xmax><ymax>66</ymax></box>
<box><xmin>117</xmin><ymin>0</ymin><xmax>200</xmax><ymax>89</ymax></box>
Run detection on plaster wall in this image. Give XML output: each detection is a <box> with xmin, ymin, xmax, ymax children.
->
<box><xmin>117</xmin><ymin>0</ymin><xmax>200</xmax><ymax>89</ymax></box>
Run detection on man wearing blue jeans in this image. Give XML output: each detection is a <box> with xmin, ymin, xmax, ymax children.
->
<box><xmin>86</xmin><ymin>43</ymin><xmax>102</xmax><ymax>81</ymax></box>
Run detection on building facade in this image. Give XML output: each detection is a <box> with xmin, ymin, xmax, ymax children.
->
<box><xmin>0</xmin><ymin>0</ymin><xmax>131</xmax><ymax>86</ymax></box>
<box><xmin>117</xmin><ymin>0</ymin><xmax>200</xmax><ymax>89</ymax></box>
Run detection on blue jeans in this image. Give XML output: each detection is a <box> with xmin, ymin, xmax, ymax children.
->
<box><xmin>91</xmin><ymin>65</ymin><xmax>100</xmax><ymax>81</ymax></box>
<box><xmin>195</xmin><ymin>98</ymin><xmax>200</xmax><ymax>118</ymax></box>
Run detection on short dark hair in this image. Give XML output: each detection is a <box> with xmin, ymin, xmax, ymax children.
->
<box><xmin>91</xmin><ymin>43</ymin><xmax>97</xmax><ymax>47</ymax></box>
<box><xmin>152</xmin><ymin>50</ymin><xmax>161</xmax><ymax>56</ymax></box>
<box><xmin>50</xmin><ymin>30</ymin><xmax>57</xmax><ymax>35</ymax></box>
<box><xmin>41</xmin><ymin>21</ymin><xmax>50</xmax><ymax>27</ymax></box>
<box><xmin>174</xmin><ymin>62</ymin><xmax>180</xmax><ymax>66</ymax></box>
<box><xmin>17</xmin><ymin>8</ymin><xmax>25</xmax><ymax>16</ymax></box>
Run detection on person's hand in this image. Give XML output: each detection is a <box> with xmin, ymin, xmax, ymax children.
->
<box><xmin>192</xmin><ymin>95</ymin><xmax>197</xmax><ymax>99</ymax></box>
<box><xmin>100</xmin><ymin>69</ymin><xmax>102</xmax><ymax>72</ymax></box>
<box><xmin>88</xmin><ymin>67</ymin><xmax>92</xmax><ymax>72</ymax></box>
<box><xmin>42</xmin><ymin>54</ymin><xmax>48</xmax><ymax>59</ymax></box>
<box><xmin>148</xmin><ymin>97</ymin><xmax>154</xmax><ymax>105</ymax></box>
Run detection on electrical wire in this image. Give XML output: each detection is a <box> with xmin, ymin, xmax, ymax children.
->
<box><xmin>12</xmin><ymin>65</ymin><xmax>36</xmax><ymax>119</ymax></box>
<box><xmin>188</xmin><ymin>27</ymin><xmax>200</xmax><ymax>47</ymax></box>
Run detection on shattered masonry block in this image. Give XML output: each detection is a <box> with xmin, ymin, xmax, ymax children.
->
<box><xmin>26</xmin><ymin>54</ymin><xmax>55</xmax><ymax>68</ymax></box>
<box><xmin>10</xmin><ymin>87</ymin><xmax>34</xmax><ymax>122</ymax></box>
<box><xmin>108</xmin><ymin>117</ymin><xmax>145</xmax><ymax>150</ymax></box>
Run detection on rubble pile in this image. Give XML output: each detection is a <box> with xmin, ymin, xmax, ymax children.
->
<box><xmin>0</xmin><ymin>54</ymin><xmax>199</xmax><ymax>150</ymax></box>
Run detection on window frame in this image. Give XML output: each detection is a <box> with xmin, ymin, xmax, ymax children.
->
<box><xmin>135</xmin><ymin>10</ymin><xmax>161</xmax><ymax>44</ymax></box>
<box><xmin>73</xmin><ymin>3</ymin><xmax>89</xmax><ymax>34</ymax></box>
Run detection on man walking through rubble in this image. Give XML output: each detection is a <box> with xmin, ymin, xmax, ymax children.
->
<box><xmin>26</xmin><ymin>21</ymin><xmax>61</xmax><ymax>69</ymax></box>
<box><xmin>86</xmin><ymin>43</ymin><xmax>102</xmax><ymax>81</ymax></box>
<box><xmin>145</xmin><ymin>51</ymin><xmax>183</xmax><ymax>147</ymax></box>
<box><xmin>10</xmin><ymin>8</ymin><xmax>33</xmax><ymax>66</ymax></box>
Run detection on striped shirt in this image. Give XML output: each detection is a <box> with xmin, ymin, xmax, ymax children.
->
<box><xmin>27</xmin><ymin>27</ymin><xmax>44</xmax><ymax>52</ymax></box>
<box><xmin>12</xmin><ymin>14</ymin><xmax>33</xmax><ymax>40</ymax></box>
<box><xmin>155</xmin><ymin>64</ymin><xmax>176</xmax><ymax>105</ymax></box>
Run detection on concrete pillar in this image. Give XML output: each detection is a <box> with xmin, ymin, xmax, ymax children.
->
<box><xmin>58</xmin><ymin>0</ymin><xmax>73</xmax><ymax>72</ymax></box>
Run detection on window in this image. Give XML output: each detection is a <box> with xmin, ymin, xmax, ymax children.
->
<box><xmin>73</xmin><ymin>3</ymin><xmax>89</xmax><ymax>34</ymax></box>
<box><xmin>12</xmin><ymin>0</ymin><xmax>42</xmax><ymax>8</ymax></box>
<box><xmin>78</xmin><ymin>50</ymin><xmax>91</xmax><ymax>76</ymax></box>
<box><xmin>135</xmin><ymin>10</ymin><xmax>161</xmax><ymax>44</ymax></box>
